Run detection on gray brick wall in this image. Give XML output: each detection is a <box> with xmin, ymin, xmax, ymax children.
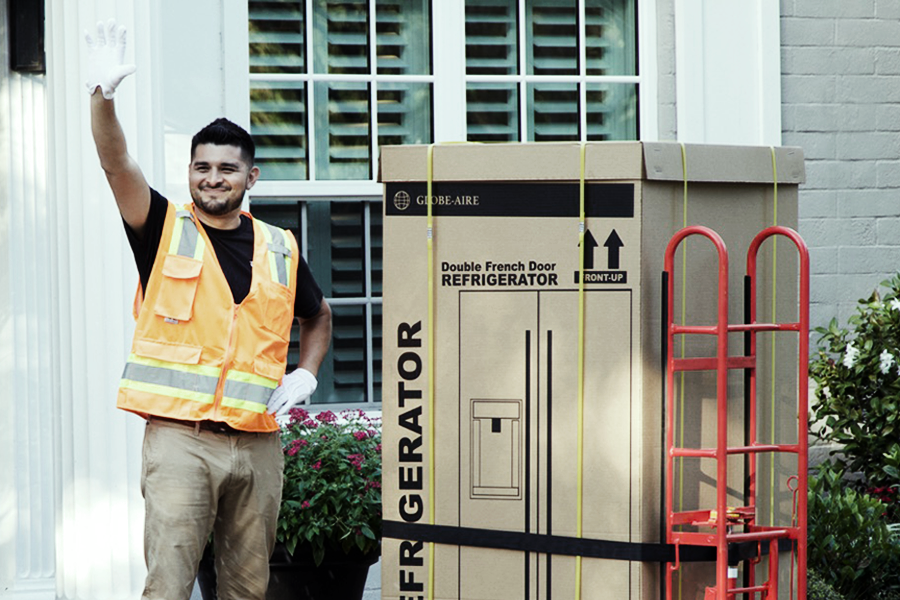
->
<box><xmin>782</xmin><ymin>0</ymin><xmax>900</xmax><ymax>331</ymax></box>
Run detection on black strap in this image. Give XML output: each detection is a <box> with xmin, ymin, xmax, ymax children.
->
<box><xmin>383</xmin><ymin>521</ymin><xmax>793</xmax><ymax>565</ymax></box>
<box><xmin>384</xmin><ymin>521</ymin><xmax>710</xmax><ymax>562</ymax></box>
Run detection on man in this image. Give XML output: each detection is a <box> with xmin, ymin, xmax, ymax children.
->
<box><xmin>86</xmin><ymin>19</ymin><xmax>332</xmax><ymax>600</ymax></box>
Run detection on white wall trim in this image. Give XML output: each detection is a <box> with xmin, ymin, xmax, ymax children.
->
<box><xmin>638</xmin><ymin>0</ymin><xmax>659</xmax><ymax>141</ymax></box>
<box><xmin>5</xmin><ymin>577</ymin><xmax>57</xmax><ymax>600</ymax></box>
<box><xmin>674</xmin><ymin>0</ymin><xmax>782</xmax><ymax>145</ymax></box>
<box><xmin>432</xmin><ymin>0</ymin><xmax>467</xmax><ymax>142</ymax></box>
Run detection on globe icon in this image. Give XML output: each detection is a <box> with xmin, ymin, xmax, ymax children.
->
<box><xmin>393</xmin><ymin>191</ymin><xmax>410</xmax><ymax>211</ymax></box>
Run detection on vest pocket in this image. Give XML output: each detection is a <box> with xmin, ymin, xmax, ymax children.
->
<box><xmin>133</xmin><ymin>338</ymin><xmax>203</xmax><ymax>365</ymax></box>
<box><xmin>254</xmin><ymin>355</ymin><xmax>287</xmax><ymax>382</ymax></box>
<box><xmin>259</xmin><ymin>280</ymin><xmax>294</xmax><ymax>342</ymax></box>
<box><xmin>154</xmin><ymin>254</ymin><xmax>203</xmax><ymax>322</ymax></box>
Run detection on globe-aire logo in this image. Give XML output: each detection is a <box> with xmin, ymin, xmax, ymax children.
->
<box><xmin>393</xmin><ymin>190</ymin><xmax>411</xmax><ymax>211</ymax></box>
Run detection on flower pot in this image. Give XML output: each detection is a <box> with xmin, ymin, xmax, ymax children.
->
<box><xmin>268</xmin><ymin>543</ymin><xmax>380</xmax><ymax>600</ymax></box>
<box><xmin>197</xmin><ymin>542</ymin><xmax>380</xmax><ymax>600</ymax></box>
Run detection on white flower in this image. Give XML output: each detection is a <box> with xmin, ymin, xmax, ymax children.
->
<box><xmin>821</xmin><ymin>385</ymin><xmax>831</xmax><ymax>399</ymax></box>
<box><xmin>843</xmin><ymin>343</ymin><xmax>859</xmax><ymax>368</ymax></box>
<box><xmin>880</xmin><ymin>349</ymin><xmax>896</xmax><ymax>374</ymax></box>
<box><xmin>891</xmin><ymin>298</ymin><xmax>900</xmax><ymax>312</ymax></box>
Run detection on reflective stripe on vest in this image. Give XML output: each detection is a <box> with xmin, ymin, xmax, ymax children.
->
<box><xmin>259</xmin><ymin>222</ymin><xmax>293</xmax><ymax>287</ymax></box>
<box><xmin>221</xmin><ymin>369</ymin><xmax>278</xmax><ymax>414</ymax></box>
<box><xmin>120</xmin><ymin>353</ymin><xmax>220</xmax><ymax>404</ymax></box>
<box><xmin>170</xmin><ymin>206</ymin><xmax>206</xmax><ymax>260</ymax></box>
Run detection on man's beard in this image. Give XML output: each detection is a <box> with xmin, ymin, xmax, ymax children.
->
<box><xmin>191</xmin><ymin>188</ymin><xmax>244</xmax><ymax>217</ymax></box>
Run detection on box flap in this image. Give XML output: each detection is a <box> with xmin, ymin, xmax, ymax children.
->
<box><xmin>642</xmin><ymin>142</ymin><xmax>805</xmax><ymax>184</ymax></box>
<box><xmin>379</xmin><ymin>142</ymin><xmax>805</xmax><ymax>184</ymax></box>
<box><xmin>379</xmin><ymin>142</ymin><xmax>645</xmax><ymax>182</ymax></box>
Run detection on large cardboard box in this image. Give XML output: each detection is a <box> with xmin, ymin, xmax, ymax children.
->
<box><xmin>380</xmin><ymin>142</ymin><xmax>805</xmax><ymax>600</ymax></box>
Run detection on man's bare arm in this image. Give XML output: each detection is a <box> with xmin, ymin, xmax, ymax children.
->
<box><xmin>266</xmin><ymin>299</ymin><xmax>333</xmax><ymax>417</ymax></box>
<box><xmin>86</xmin><ymin>19</ymin><xmax>149</xmax><ymax>235</ymax></box>
<box><xmin>296</xmin><ymin>299</ymin><xmax>333</xmax><ymax>376</ymax></box>
<box><xmin>90</xmin><ymin>93</ymin><xmax>150</xmax><ymax>234</ymax></box>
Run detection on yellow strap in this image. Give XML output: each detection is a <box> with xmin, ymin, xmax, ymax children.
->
<box><xmin>678</xmin><ymin>143</ymin><xmax>688</xmax><ymax>509</ymax></box>
<box><xmin>676</xmin><ymin>143</ymin><xmax>689</xmax><ymax>600</ymax></box>
<box><xmin>426</xmin><ymin>143</ymin><xmax>436</xmax><ymax>600</ymax></box>
<box><xmin>575</xmin><ymin>143</ymin><xmax>587</xmax><ymax>600</ymax></box>
<box><xmin>771</xmin><ymin>147</ymin><xmax>779</xmax><ymax>226</ymax></box>
<box><xmin>769</xmin><ymin>146</ymin><xmax>779</xmax><ymax>524</ymax></box>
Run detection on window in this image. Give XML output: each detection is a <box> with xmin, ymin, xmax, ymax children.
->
<box><xmin>248</xmin><ymin>0</ymin><xmax>433</xmax><ymax>182</ymax></box>
<box><xmin>246</xmin><ymin>0</ymin><xmax>640</xmax><ymax>405</ymax></box>
<box><xmin>251</xmin><ymin>197</ymin><xmax>383</xmax><ymax>404</ymax></box>
<box><xmin>466</xmin><ymin>0</ymin><xmax>637</xmax><ymax>142</ymax></box>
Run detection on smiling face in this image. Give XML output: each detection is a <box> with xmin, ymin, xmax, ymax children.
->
<box><xmin>188</xmin><ymin>143</ymin><xmax>260</xmax><ymax>219</ymax></box>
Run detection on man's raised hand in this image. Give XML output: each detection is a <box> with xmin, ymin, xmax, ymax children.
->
<box><xmin>85</xmin><ymin>19</ymin><xmax>136</xmax><ymax>99</ymax></box>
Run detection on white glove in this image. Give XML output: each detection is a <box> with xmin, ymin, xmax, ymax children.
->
<box><xmin>85</xmin><ymin>19</ymin><xmax>136</xmax><ymax>99</ymax></box>
<box><xmin>268</xmin><ymin>368</ymin><xmax>318</xmax><ymax>418</ymax></box>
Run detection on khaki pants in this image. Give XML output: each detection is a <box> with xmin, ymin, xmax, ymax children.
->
<box><xmin>141</xmin><ymin>418</ymin><xmax>284</xmax><ymax>600</ymax></box>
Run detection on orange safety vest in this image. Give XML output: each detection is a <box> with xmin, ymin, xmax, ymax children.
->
<box><xmin>117</xmin><ymin>202</ymin><xmax>298</xmax><ymax>432</ymax></box>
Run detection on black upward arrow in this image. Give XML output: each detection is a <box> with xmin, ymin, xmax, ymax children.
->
<box><xmin>581</xmin><ymin>229</ymin><xmax>599</xmax><ymax>269</ymax></box>
<box><xmin>604</xmin><ymin>229</ymin><xmax>624</xmax><ymax>269</ymax></box>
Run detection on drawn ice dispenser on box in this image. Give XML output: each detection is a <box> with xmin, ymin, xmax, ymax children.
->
<box><xmin>458</xmin><ymin>287</ymin><xmax>637</xmax><ymax>599</ymax></box>
<box><xmin>471</xmin><ymin>399</ymin><xmax>522</xmax><ymax>499</ymax></box>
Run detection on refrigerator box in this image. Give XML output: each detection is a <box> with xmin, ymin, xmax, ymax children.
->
<box><xmin>379</xmin><ymin>142</ymin><xmax>805</xmax><ymax>600</ymax></box>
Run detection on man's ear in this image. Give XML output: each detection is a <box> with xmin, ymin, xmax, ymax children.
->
<box><xmin>247</xmin><ymin>165</ymin><xmax>261</xmax><ymax>189</ymax></box>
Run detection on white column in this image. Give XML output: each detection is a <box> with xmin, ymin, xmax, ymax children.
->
<box><xmin>4</xmin><ymin>2</ymin><xmax>235</xmax><ymax>598</ymax></box>
<box><xmin>45</xmin><ymin>1</ymin><xmax>161</xmax><ymax>598</ymax></box>
<box><xmin>0</xmin><ymin>0</ymin><xmax>57</xmax><ymax>595</ymax></box>
<box><xmin>674</xmin><ymin>0</ymin><xmax>782</xmax><ymax>145</ymax></box>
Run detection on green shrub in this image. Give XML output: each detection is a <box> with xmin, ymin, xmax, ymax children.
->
<box><xmin>808</xmin><ymin>461</ymin><xmax>900</xmax><ymax>599</ymax></box>
<box><xmin>809</xmin><ymin>276</ymin><xmax>900</xmax><ymax>506</ymax></box>
<box><xmin>807</xmin><ymin>569</ymin><xmax>845</xmax><ymax>600</ymax></box>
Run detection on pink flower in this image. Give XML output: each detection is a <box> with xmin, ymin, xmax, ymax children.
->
<box><xmin>353</xmin><ymin>431</ymin><xmax>368</xmax><ymax>441</ymax></box>
<box><xmin>289</xmin><ymin>407</ymin><xmax>310</xmax><ymax>424</ymax></box>
<box><xmin>285</xmin><ymin>438</ymin><xmax>309</xmax><ymax>457</ymax></box>
<box><xmin>311</xmin><ymin>460</ymin><xmax>322</xmax><ymax>470</ymax></box>
<box><xmin>302</xmin><ymin>419</ymin><xmax>319</xmax><ymax>429</ymax></box>
<box><xmin>316</xmin><ymin>410</ymin><xmax>337</xmax><ymax>423</ymax></box>
<box><xmin>348</xmin><ymin>453</ymin><xmax>365</xmax><ymax>470</ymax></box>
<box><xmin>301</xmin><ymin>501</ymin><xmax>310</xmax><ymax>509</ymax></box>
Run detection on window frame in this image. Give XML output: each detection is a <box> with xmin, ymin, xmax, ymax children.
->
<box><xmin>235</xmin><ymin>0</ymin><xmax>657</xmax><ymax>199</ymax></box>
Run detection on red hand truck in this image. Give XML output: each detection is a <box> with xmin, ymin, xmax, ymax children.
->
<box><xmin>663</xmin><ymin>226</ymin><xmax>809</xmax><ymax>600</ymax></box>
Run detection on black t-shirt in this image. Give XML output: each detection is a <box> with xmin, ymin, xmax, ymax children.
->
<box><xmin>124</xmin><ymin>189</ymin><xmax>323</xmax><ymax>320</ymax></box>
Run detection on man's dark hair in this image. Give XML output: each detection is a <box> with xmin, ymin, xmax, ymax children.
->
<box><xmin>191</xmin><ymin>118</ymin><xmax>256</xmax><ymax>166</ymax></box>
